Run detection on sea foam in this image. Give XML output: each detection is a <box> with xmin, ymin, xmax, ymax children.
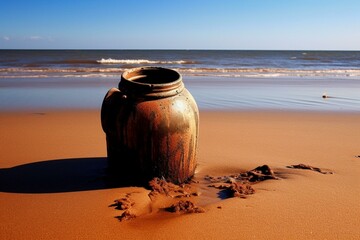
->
<box><xmin>96</xmin><ymin>58</ymin><xmax>193</xmax><ymax>64</ymax></box>
<box><xmin>2</xmin><ymin>67</ymin><xmax>360</xmax><ymax>79</ymax></box>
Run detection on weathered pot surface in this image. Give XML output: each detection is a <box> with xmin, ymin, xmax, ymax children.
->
<box><xmin>101</xmin><ymin>67</ymin><xmax>199</xmax><ymax>184</ymax></box>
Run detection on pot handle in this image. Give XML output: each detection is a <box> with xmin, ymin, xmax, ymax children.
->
<box><xmin>101</xmin><ymin>88</ymin><xmax>127</xmax><ymax>134</ymax></box>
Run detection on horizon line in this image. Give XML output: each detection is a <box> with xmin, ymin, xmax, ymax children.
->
<box><xmin>1</xmin><ymin>48</ymin><xmax>360</xmax><ymax>51</ymax></box>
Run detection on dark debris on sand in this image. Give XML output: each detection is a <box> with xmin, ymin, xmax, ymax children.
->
<box><xmin>209</xmin><ymin>182</ymin><xmax>255</xmax><ymax>198</ymax></box>
<box><xmin>110</xmin><ymin>164</ymin><xmax>336</xmax><ymax>221</ymax></box>
<box><xmin>112</xmin><ymin>165</ymin><xmax>281</xmax><ymax>221</ymax></box>
<box><xmin>240</xmin><ymin>165</ymin><xmax>279</xmax><ymax>182</ymax></box>
<box><xmin>286</xmin><ymin>164</ymin><xmax>333</xmax><ymax>174</ymax></box>
<box><xmin>110</xmin><ymin>194</ymin><xmax>137</xmax><ymax>221</ymax></box>
<box><xmin>110</xmin><ymin>195</ymin><xmax>135</xmax><ymax>210</ymax></box>
<box><xmin>205</xmin><ymin>165</ymin><xmax>278</xmax><ymax>184</ymax></box>
<box><xmin>166</xmin><ymin>200</ymin><xmax>205</xmax><ymax>214</ymax></box>
<box><xmin>206</xmin><ymin>165</ymin><xmax>277</xmax><ymax>198</ymax></box>
<box><xmin>116</xmin><ymin>210</ymin><xmax>137</xmax><ymax>221</ymax></box>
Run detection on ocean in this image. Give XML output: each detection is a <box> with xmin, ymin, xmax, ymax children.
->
<box><xmin>0</xmin><ymin>50</ymin><xmax>360</xmax><ymax>111</ymax></box>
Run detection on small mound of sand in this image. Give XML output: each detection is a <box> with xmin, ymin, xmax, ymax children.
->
<box><xmin>111</xmin><ymin>195</ymin><xmax>135</xmax><ymax>210</ymax></box>
<box><xmin>148</xmin><ymin>177</ymin><xmax>179</xmax><ymax>196</ymax></box>
<box><xmin>240</xmin><ymin>165</ymin><xmax>278</xmax><ymax>182</ymax></box>
<box><xmin>209</xmin><ymin>182</ymin><xmax>255</xmax><ymax>198</ymax></box>
<box><xmin>286</xmin><ymin>164</ymin><xmax>333</xmax><ymax>174</ymax></box>
<box><xmin>148</xmin><ymin>177</ymin><xmax>197</xmax><ymax>199</ymax></box>
<box><xmin>110</xmin><ymin>194</ymin><xmax>137</xmax><ymax>221</ymax></box>
<box><xmin>110</xmin><ymin>191</ymin><xmax>152</xmax><ymax>222</ymax></box>
<box><xmin>111</xmin><ymin>164</ymin><xmax>333</xmax><ymax>221</ymax></box>
<box><xmin>116</xmin><ymin>210</ymin><xmax>137</xmax><ymax>221</ymax></box>
<box><xmin>228</xmin><ymin>183</ymin><xmax>255</xmax><ymax>198</ymax></box>
<box><xmin>166</xmin><ymin>200</ymin><xmax>205</xmax><ymax>214</ymax></box>
<box><xmin>205</xmin><ymin>165</ymin><xmax>278</xmax><ymax>184</ymax></box>
<box><xmin>206</xmin><ymin>165</ymin><xmax>277</xmax><ymax>198</ymax></box>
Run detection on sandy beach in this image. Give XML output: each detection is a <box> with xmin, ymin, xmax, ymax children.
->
<box><xmin>1</xmin><ymin>109</ymin><xmax>359</xmax><ymax>239</ymax></box>
<box><xmin>2</xmin><ymin>0</ymin><xmax>360</xmax><ymax>237</ymax></box>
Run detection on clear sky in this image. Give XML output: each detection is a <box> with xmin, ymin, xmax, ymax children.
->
<box><xmin>1</xmin><ymin>0</ymin><xmax>360</xmax><ymax>50</ymax></box>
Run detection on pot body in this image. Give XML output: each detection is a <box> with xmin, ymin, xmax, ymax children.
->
<box><xmin>101</xmin><ymin>67</ymin><xmax>199</xmax><ymax>183</ymax></box>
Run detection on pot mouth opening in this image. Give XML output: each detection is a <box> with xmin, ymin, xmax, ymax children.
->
<box><xmin>122</xmin><ymin>67</ymin><xmax>180</xmax><ymax>85</ymax></box>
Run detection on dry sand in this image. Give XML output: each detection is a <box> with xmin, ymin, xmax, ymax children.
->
<box><xmin>1</xmin><ymin>110</ymin><xmax>359</xmax><ymax>239</ymax></box>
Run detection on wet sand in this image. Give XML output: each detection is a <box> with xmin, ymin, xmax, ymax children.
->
<box><xmin>1</xmin><ymin>110</ymin><xmax>360</xmax><ymax>239</ymax></box>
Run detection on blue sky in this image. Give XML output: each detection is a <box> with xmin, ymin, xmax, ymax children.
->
<box><xmin>1</xmin><ymin>0</ymin><xmax>360</xmax><ymax>50</ymax></box>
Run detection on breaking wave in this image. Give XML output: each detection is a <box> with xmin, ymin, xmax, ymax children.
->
<box><xmin>175</xmin><ymin>68</ymin><xmax>360</xmax><ymax>77</ymax></box>
<box><xmin>1</xmin><ymin>67</ymin><xmax>360</xmax><ymax>78</ymax></box>
<box><xmin>96</xmin><ymin>58</ymin><xmax>195</xmax><ymax>64</ymax></box>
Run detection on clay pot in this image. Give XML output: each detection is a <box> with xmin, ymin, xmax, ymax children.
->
<box><xmin>101</xmin><ymin>67</ymin><xmax>199</xmax><ymax>184</ymax></box>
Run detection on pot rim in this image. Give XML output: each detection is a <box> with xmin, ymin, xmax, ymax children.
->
<box><xmin>119</xmin><ymin>67</ymin><xmax>184</xmax><ymax>98</ymax></box>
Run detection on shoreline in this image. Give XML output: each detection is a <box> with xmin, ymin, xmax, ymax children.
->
<box><xmin>2</xmin><ymin>106</ymin><xmax>360</xmax><ymax>113</ymax></box>
<box><xmin>1</xmin><ymin>109</ymin><xmax>359</xmax><ymax>239</ymax></box>
<box><xmin>1</xmin><ymin>74</ymin><xmax>360</xmax><ymax>112</ymax></box>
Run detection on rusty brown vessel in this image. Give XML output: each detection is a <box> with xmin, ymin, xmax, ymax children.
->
<box><xmin>101</xmin><ymin>67</ymin><xmax>199</xmax><ymax>184</ymax></box>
